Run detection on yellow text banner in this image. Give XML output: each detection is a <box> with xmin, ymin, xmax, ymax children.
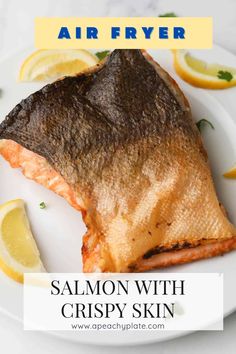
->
<box><xmin>35</xmin><ymin>17</ymin><xmax>212</xmax><ymax>50</ymax></box>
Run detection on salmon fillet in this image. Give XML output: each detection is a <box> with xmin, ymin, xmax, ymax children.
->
<box><xmin>0</xmin><ymin>49</ymin><xmax>236</xmax><ymax>272</ymax></box>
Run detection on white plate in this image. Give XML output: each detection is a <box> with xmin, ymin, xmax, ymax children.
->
<box><xmin>0</xmin><ymin>45</ymin><xmax>236</xmax><ymax>346</ymax></box>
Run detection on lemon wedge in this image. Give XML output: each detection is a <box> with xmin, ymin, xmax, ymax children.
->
<box><xmin>0</xmin><ymin>199</ymin><xmax>45</xmax><ymax>283</ymax></box>
<box><xmin>224</xmin><ymin>165</ymin><xmax>236</xmax><ymax>179</ymax></box>
<box><xmin>19</xmin><ymin>49</ymin><xmax>99</xmax><ymax>82</ymax></box>
<box><xmin>173</xmin><ymin>50</ymin><xmax>236</xmax><ymax>89</ymax></box>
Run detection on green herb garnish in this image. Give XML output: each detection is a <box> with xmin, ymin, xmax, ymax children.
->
<box><xmin>217</xmin><ymin>70</ymin><xmax>233</xmax><ymax>82</ymax></box>
<box><xmin>95</xmin><ymin>50</ymin><xmax>110</xmax><ymax>61</ymax></box>
<box><xmin>159</xmin><ymin>12</ymin><xmax>178</xmax><ymax>17</ymax></box>
<box><xmin>39</xmin><ymin>202</ymin><xmax>46</xmax><ymax>209</ymax></box>
<box><xmin>196</xmin><ymin>119</ymin><xmax>214</xmax><ymax>132</ymax></box>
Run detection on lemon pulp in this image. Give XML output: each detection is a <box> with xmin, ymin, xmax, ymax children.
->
<box><xmin>34</xmin><ymin>59</ymin><xmax>89</xmax><ymax>81</ymax></box>
<box><xmin>185</xmin><ymin>53</ymin><xmax>236</xmax><ymax>77</ymax></box>
<box><xmin>2</xmin><ymin>207</ymin><xmax>39</xmax><ymax>267</ymax></box>
<box><xmin>173</xmin><ymin>50</ymin><xmax>236</xmax><ymax>89</ymax></box>
<box><xmin>19</xmin><ymin>49</ymin><xmax>99</xmax><ymax>82</ymax></box>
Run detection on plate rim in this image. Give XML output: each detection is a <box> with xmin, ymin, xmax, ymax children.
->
<box><xmin>0</xmin><ymin>43</ymin><xmax>236</xmax><ymax>346</ymax></box>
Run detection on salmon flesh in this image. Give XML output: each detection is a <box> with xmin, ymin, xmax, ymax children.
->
<box><xmin>0</xmin><ymin>49</ymin><xmax>236</xmax><ymax>272</ymax></box>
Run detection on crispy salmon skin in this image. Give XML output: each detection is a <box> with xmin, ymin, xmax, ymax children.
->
<box><xmin>0</xmin><ymin>49</ymin><xmax>236</xmax><ymax>272</ymax></box>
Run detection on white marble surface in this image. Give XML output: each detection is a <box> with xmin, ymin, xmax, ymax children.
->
<box><xmin>1</xmin><ymin>0</ymin><xmax>236</xmax><ymax>57</ymax></box>
<box><xmin>0</xmin><ymin>0</ymin><xmax>236</xmax><ymax>353</ymax></box>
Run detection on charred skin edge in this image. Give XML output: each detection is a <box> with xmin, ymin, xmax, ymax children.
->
<box><xmin>142</xmin><ymin>240</ymin><xmax>201</xmax><ymax>259</ymax></box>
<box><xmin>141</xmin><ymin>235</ymin><xmax>231</xmax><ymax>259</ymax></box>
<box><xmin>143</xmin><ymin>49</ymin><xmax>208</xmax><ymax>164</ymax></box>
<box><xmin>0</xmin><ymin>57</ymin><xmax>106</xmax><ymax>139</ymax></box>
<box><xmin>83</xmin><ymin>236</ymin><xmax>236</xmax><ymax>272</ymax></box>
<box><xmin>142</xmin><ymin>49</ymin><xmax>190</xmax><ymax>111</ymax></box>
<box><xmin>128</xmin><ymin>236</ymin><xmax>236</xmax><ymax>272</ymax></box>
<box><xmin>0</xmin><ymin>49</ymin><xmax>108</xmax><ymax>140</ymax></box>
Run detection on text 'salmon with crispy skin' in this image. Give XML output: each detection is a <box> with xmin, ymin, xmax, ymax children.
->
<box><xmin>0</xmin><ymin>49</ymin><xmax>236</xmax><ymax>273</ymax></box>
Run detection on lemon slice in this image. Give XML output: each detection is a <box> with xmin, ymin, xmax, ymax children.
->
<box><xmin>0</xmin><ymin>199</ymin><xmax>45</xmax><ymax>283</ymax></box>
<box><xmin>224</xmin><ymin>165</ymin><xmax>236</xmax><ymax>179</ymax></box>
<box><xmin>173</xmin><ymin>50</ymin><xmax>236</xmax><ymax>89</ymax></box>
<box><xmin>19</xmin><ymin>49</ymin><xmax>99</xmax><ymax>82</ymax></box>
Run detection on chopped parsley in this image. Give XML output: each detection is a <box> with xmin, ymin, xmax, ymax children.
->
<box><xmin>217</xmin><ymin>70</ymin><xmax>233</xmax><ymax>82</ymax></box>
<box><xmin>95</xmin><ymin>50</ymin><xmax>110</xmax><ymax>61</ymax></box>
<box><xmin>196</xmin><ymin>119</ymin><xmax>214</xmax><ymax>132</ymax></box>
<box><xmin>39</xmin><ymin>201</ymin><xmax>46</xmax><ymax>209</ymax></box>
<box><xmin>159</xmin><ymin>12</ymin><xmax>178</xmax><ymax>17</ymax></box>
